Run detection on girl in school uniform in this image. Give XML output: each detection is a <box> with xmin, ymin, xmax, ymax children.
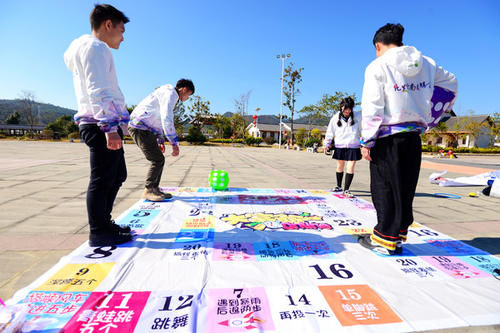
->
<box><xmin>323</xmin><ymin>97</ymin><xmax>361</xmax><ymax>198</ymax></box>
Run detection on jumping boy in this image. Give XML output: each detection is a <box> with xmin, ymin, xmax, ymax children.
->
<box><xmin>359</xmin><ymin>23</ymin><xmax>457</xmax><ymax>255</ymax></box>
<box><xmin>128</xmin><ymin>80</ymin><xmax>195</xmax><ymax>201</ymax></box>
<box><xmin>64</xmin><ymin>4</ymin><xmax>132</xmax><ymax>246</ymax></box>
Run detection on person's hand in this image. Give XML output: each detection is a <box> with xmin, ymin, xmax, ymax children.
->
<box><xmin>105</xmin><ymin>132</ymin><xmax>122</xmax><ymax>150</ymax></box>
<box><xmin>158</xmin><ymin>143</ymin><xmax>165</xmax><ymax>153</ymax></box>
<box><xmin>172</xmin><ymin>145</ymin><xmax>179</xmax><ymax>157</ymax></box>
<box><xmin>361</xmin><ymin>147</ymin><xmax>371</xmax><ymax>161</ymax></box>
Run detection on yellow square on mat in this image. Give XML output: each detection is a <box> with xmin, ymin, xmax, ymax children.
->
<box><xmin>182</xmin><ymin>216</ymin><xmax>215</xmax><ymax>229</ymax></box>
<box><xmin>309</xmin><ymin>190</ymin><xmax>330</xmax><ymax>195</ymax></box>
<box><xmin>34</xmin><ymin>263</ymin><xmax>115</xmax><ymax>292</ymax></box>
<box><xmin>342</xmin><ymin>227</ymin><xmax>372</xmax><ymax>235</ymax></box>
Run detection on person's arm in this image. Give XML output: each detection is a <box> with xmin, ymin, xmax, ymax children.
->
<box><xmin>158</xmin><ymin>88</ymin><xmax>180</xmax><ymax>155</ymax></box>
<box><xmin>434</xmin><ymin>66</ymin><xmax>457</xmax><ymax>94</ymax></box>
<box><xmin>83</xmin><ymin>43</ymin><xmax>122</xmax><ymax>133</ymax></box>
<box><xmin>360</xmin><ymin>63</ymin><xmax>385</xmax><ymax>152</ymax></box>
<box><xmin>323</xmin><ymin>117</ymin><xmax>335</xmax><ymax>149</ymax></box>
<box><xmin>82</xmin><ymin>43</ymin><xmax>123</xmax><ymax>149</ymax></box>
<box><xmin>434</xmin><ymin>65</ymin><xmax>458</xmax><ymax>109</ymax></box>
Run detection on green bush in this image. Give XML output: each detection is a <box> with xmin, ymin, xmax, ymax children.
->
<box><xmin>41</xmin><ymin>129</ymin><xmax>56</xmax><ymax>140</ymax></box>
<box><xmin>245</xmin><ymin>136</ymin><xmax>263</xmax><ymax>146</ymax></box>
<box><xmin>304</xmin><ymin>137</ymin><xmax>322</xmax><ymax>148</ymax></box>
<box><xmin>421</xmin><ymin>145</ymin><xmax>441</xmax><ymax>152</ymax></box>
<box><xmin>68</xmin><ymin>132</ymin><xmax>80</xmax><ymax>140</ymax></box>
<box><xmin>263</xmin><ymin>136</ymin><xmax>275</xmax><ymax>145</ymax></box>
<box><xmin>310</xmin><ymin>128</ymin><xmax>322</xmax><ymax>140</ymax></box>
<box><xmin>295</xmin><ymin>128</ymin><xmax>307</xmax><ymax>146</ymax></box>
<box><xmin>209</xmin><ymin>139</ymin><xmax>232</xmax><ymax>143</ymax></box>
<box><xmin>421</xmin><ymin>145</ymin><xmax>500</xmax><ymax>154</ymax></box>
<box><xmin>185</xmin><ymin>126</ymin><xmax>207</xmax><ymax>144</ymax></box>
<box><xmin>208</xmin><ymin>138</ymin><xmax>245</xmax><ymax>144</ymax></box>
<box><xmin>46</xmin><ymin>115</ymin><xmax>78</xmax><ymax>138</ymax></box>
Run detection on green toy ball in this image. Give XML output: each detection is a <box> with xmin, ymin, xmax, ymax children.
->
<box><xmin>209</xmin><ymin>170</ymin><xmax>229</xmax><ymax>191</ymax></box>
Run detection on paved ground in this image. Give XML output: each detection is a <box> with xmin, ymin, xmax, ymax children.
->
<box><xmin>1</xmin><ymin>140</ymin><xmax>499</xmax><ymax>331</ymax></box>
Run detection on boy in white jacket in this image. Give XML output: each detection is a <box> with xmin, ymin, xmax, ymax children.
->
<box><xmin>128</xmin><ymin>79</ymin><xmax>194</xmax><ymax>201</ymax></box>
<box><xmin>359</xmin><ymin>23</ymin><xmax>457</xmax><ymax>255</ymax></box>
<box><xmin>64</xmin><ymin>4</ymin><xmax>132</xmax><ymax>247</ymax></box>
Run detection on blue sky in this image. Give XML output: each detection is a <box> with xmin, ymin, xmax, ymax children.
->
<box><xmin>1</xmin><ymin>0</ymin><xmax>499</xmax><ymax>118</ymax></box>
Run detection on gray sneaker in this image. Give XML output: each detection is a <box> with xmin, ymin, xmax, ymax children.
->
<box><xmin>142</xmin><ymin>188</ymin><xmax>165</xmax><ymax>202</ymax></box>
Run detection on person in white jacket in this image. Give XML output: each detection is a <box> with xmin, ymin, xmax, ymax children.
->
<box><xmin>64</xmin><ymin>4</ymin><xmax>132</xmax><ymax>247</ymax></box>
<box><xmin>128</xmin><ymin>79</ymin><xmax>194</xmax><ymax>201</ymax></box>
<box><xmin>358</xmin><ymin>23</ymin><xmax>457</xmax><ymax>255</ymax></box>
<box><xmin>323</xmin><ymin>97</ymin><xmax>361</xmax><ymax>197</ymax></box>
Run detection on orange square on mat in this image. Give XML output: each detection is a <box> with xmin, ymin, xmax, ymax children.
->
<box><xmin>319</xmin><ymin>284</ymin><xmax>402</xmax><ymax>326</ymax></box>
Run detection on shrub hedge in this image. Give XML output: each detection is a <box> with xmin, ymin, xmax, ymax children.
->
<box><xmin>421</xmin><ymin>145</ymin><xmax>500</xmax><ymax>154</ymax></box>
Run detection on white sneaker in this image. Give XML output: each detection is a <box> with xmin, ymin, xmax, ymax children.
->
<box><xmin>343</xmin><ymin>190</ymin><xmax>354</xmax><ymax>198</ymax></box>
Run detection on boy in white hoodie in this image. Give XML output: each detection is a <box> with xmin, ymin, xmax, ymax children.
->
<box><xmin>359</xmin><ymin>23</ymin><xmax>457</xmax><ymax>255</ymax></box>
<box><xmin>64</xmin><ymin>4</ymin><xmax>132</xmax><ymax>247</ymax></box>
<box><xmin>128</xmin><ymin>79</ymin><xmax>194</xmax><ymax>201</ymax></box>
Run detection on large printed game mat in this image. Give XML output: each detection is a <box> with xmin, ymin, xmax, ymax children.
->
<box><xmin>6</xmin><ymin>187</ymin><xmax>500</xmax><ymax>332</ymax></box>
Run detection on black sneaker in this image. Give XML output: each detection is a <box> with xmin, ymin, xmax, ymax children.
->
<box><xmin>358</xmin><ymin>234</ymin><xmax>398</xmax><ymax>255</ymax></box>
<box><xmin>89</xmin><ymin>230</ymin><xmax>133</xmax><ymax>247</ymax></box>
<box><xmin>330</xmin><ymin>187</ymin><xmax>343</xmax><ymax>192</ymax></box>
<box><xmin>394</xmin><ymin>240</ymin><xmax>403</xmax><ymax>255</ymax></box>
<box><xmin>108</xmin><ymin>220</ymin><xmax>131</xmax><ymax>233</ymax></box>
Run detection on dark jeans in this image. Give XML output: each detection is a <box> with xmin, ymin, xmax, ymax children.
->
<box><xmin>79</xmin><ymin>124</ymin><xmax>127</xmax><ymax>233</ymax></box>
<box><xmin>128</xmin><ymin>127</ymin><xmax>165</xmax><ymax>189</ymax></box>
<box><xmin>370</xmin><ymin>132</ymin><xmax>421</xmax><ymax>248</ymax></box>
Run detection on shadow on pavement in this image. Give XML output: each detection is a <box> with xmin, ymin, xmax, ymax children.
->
<box><xmin>461</xmin><ymin>237</ymin><xmax>500</xmax><ymax>256</ymax></box>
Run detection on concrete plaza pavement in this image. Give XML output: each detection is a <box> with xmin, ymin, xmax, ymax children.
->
<box><xmin>0</xmin><ymin>140</ymin><xmax>499</xmax><ymax>331</ymax></box>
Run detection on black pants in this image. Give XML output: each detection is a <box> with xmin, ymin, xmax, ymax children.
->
<box><xmin>369</xmin><ymin>132</ymin><xmax>421</xmax><ymax>250</ymax></box>
<box><xmin>128</xmin><ymin>127</ymin><xmax>165</xmax><ymax>189</ymax></box>
<box><xmin>79</xmin><ymin>124</ymin><xmax>127</xmax><ymax>233</ymax></box>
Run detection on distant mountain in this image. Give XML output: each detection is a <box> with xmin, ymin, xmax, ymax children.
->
<box><xmin>222</xmin><ymin>112</ymin><xmax>328</xmax><ymax>126</ymax></box>
<box><xmin>0</xmin><ymin>99</ymin><xmax>76</xmax><ymax>125</ymax></box>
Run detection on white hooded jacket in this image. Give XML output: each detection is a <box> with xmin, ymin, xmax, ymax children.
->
<box><xmin>324</xmin><ymin>111</ymin><xmax>361</xmax><ymax>149</ymax></box>
<box><xmin>128</xmin><ymin>84</ymin><xmax>179</xmax><ymax>146</ymax></box>
<box><xmin>361</xmin><ymin>46</ymin><xmax>457</xmax><ymax>147</ymax></box>
<box><xmin>64</xmin><ymin>34</ymin><xmax>129</xmax><ymax>132</ymax></box>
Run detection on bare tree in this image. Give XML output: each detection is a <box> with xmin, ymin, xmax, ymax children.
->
<box><xmin>234</xmin><ymin>90</ymin><xmax>252</xmax><ymax>116</ymax></box>
<box><xmin>234</xmin><ymin>90</ymin><xmax>252</xmax><ymax>137</ymax></box>
<box><xmin>282</xmin><ymin>63</ymin><xmax>303</xmax><ymax>144</ymax></box>
<box><xmin>19</xmin><ymin>91</ymin><xmax>39</xmax><ymax>137</ymax></box>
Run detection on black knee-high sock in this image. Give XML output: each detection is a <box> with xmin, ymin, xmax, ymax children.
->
<box><xmin>336</xmin><ymin>172</ymin><xmax>343</xmax><ymax>188</ymax></box>
<box><xmin>344</xmin><ymin>173</ymin><xmax>354</xmax><ymax>190</ymax></box>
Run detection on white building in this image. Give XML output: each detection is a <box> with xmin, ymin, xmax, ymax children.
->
<box><xmin>424</xmin><ymin>115</ymin><xmax>496</xmax><ymax>148</ymax></box>
<box><xmin>246</xmin><ymin>122</ymin><xmax>328</xmax><ymax>142</ymax></box>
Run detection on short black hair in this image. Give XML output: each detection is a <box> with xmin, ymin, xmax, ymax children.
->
<box><xmin>90</xmin><ymin>4</ymin><xmax>129</xmax><ymax>31</ymax></box>
<box><xmin>176</xmin><ymin>79</ymin><xmax>195</xmax><ymax>94</ymax></box>
<box><xmin>373</xmin><ymin>23</ymin><xmax>404</xmax><ymax>46</ymax></box>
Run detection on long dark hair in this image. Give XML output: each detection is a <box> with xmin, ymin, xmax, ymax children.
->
<box><xmin>337</xmin><ymin>97</ymin><xmax>355</xmax><ymax>127</ymax></box>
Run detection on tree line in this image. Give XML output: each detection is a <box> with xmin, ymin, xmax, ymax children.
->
<box><xmin>3</xmin><ymin>69</ymin><xmax>498</xmax><ymax>147</ymax></box>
